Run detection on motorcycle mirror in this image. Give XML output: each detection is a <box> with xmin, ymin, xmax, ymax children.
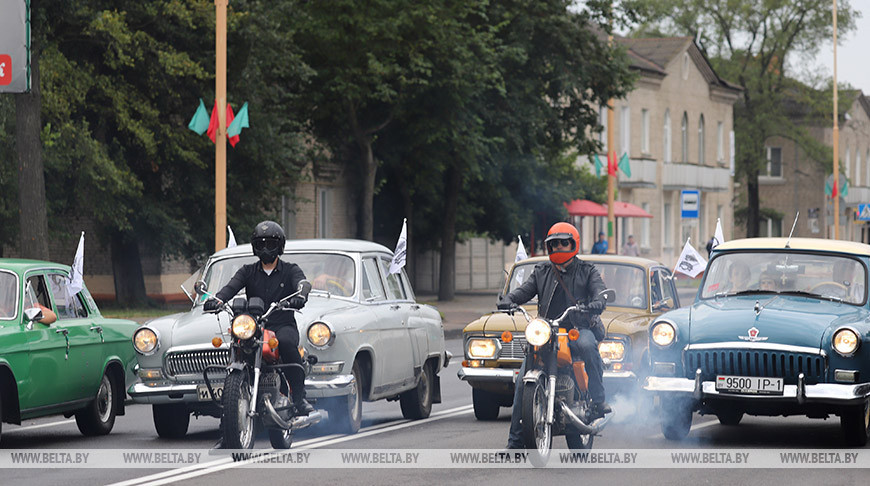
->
<box><xmin>600</xmin><ymin>288</ymin><xmax>616</xmax><ymax>302</ymax></box>
<box><xmin>194</xmin><ymin>280</ymin><xmax>208</xmax><ymax>295</ymax></box>
<box><xmin>298</xmin><ymin>279</ymin><xmax>312</xmax><ymax>298</ymax></box>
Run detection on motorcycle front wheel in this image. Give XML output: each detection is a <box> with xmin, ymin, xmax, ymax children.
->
<box><xmin>222</xmin><ymin>369</ymin><xmax>255</xmax><ymax>449</ymax></box>
<box><xmin>521</xmin><ymin>377</ymin><xmax>552</xmax><ymax>465</ymax></box>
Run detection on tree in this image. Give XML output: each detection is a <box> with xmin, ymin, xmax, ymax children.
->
<box><xmin>638</xmin><ymin>0</ymin><xmax>858</xmax><ymax>237</ymax></box>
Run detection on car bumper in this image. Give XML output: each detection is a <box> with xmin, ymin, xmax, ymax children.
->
<box><xmin>644</xmin><ymin>375</ymin><xmax>870</xmax><ymax>406</ymax></box>
<box><xmin>457</xmin><ymin>366</ymin><xmax>519</xmax><ymax>384</ymax></box>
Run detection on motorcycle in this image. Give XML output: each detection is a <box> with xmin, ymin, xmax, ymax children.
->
<box><xmin>200</xmin><ymin>279</ymin><xmax>323</xmax><ymax>449</ymax></box>
<box><xmin>500</xmin><ymin>288</ymin><xmax>615</xmax><ymax>464</ymax></box>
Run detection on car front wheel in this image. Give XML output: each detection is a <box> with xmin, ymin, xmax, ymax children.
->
<box><xmin>400</xmin><ymin>362</ymin><xmax>433</xmax><ymax>420</ymax></box>
<box><xmin>76</xmin><ymin>372</ymin><xmax>118</xmax><ymax>436</ymax></box>
<box><xmin>841</xmin><ymin>399</ymin><xmax>870</xmax><ymax>447</ymax></box>
<box><xmin>327</xmin><ymin>361</ymin><xmax>363</xmax><ymax>434</ymax></box>
<box><xmin>472</xmin><ymin>388</ymin><xmax>501</xmax><ymax>420</ymax></box>
<box><xmin>153</xmin><ymin>404</ymin><xmax>191</xmax><ymax>438</ymax></box>
<box><xmin>660</xmin><ymin>396</ymin><xmax>692</xmax><ymax>440</ymax></box>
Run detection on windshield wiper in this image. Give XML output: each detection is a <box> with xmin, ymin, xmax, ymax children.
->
<box><xmin>715</xmin><ymin>289</ymin><xmax>778</xmax><ymax>298</ymax></box>
<box><xmin>778</xmin><ymin>290</ymin><xmax>844</xmax><ymax>303</ymax></box>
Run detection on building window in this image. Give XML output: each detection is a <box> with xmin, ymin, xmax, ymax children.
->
<box><xmin>682</xmin><ymin>52</ymin><xmax>689</xmax><ymax>80</ymax></box>
<box><xmin>856</xmin><ymin>150</ymin><xmax>862</xmax><ymax>187</ymax></box>
<box><xmin>663</xmin><ymin>203</ymin><xmax>672</xmax><ymax>247</ymax></box>
<box><xmin>717</xmin><ymin>121</ymin><xmax>724</xmax><ymax>162</ymax></box>
<box><xmin>766</xmin><ymin>147</ymin><xmax>782</xmax><ymax>177</ymax></box>
<box><xmin>845</xmin><ymin>146</ymin><xmax>851</xmax><ymax>181</ymax></box>
<box><xmin>599</xmin><ymin>105</ymin><xmax>607</xmax><ymax>145</ymax></box>
<box><xmin>620</xmin><ymin>105</ymin><xmax>630</xmax><ymax>157</ymax></box>
<box><xmin>663</xmin><ymin>110</ymin><xmax>672</xmax><ymax>163</ymax></box>
<box><xmin>760</xmin><ymin>217</ymin><xmax>783</xmax><ymax>237</ymax></box>
<box><xmin>318</xmin><ymin>187</ymin><xmax>331</xmax><ymax>238</ymax></box>
<box><xmin>698</xmin><ymin>114</ymin><xmax>705</xmax><ymax>164</ymax></box>
<box><xmin>641</xmin><ymin>109</ymin><xmax>650</xmax><ymax>154</ymax></box>
<box><xmin>641</xmin><ymin>202</ymin><xmax>650</xmax><ymax>247</ymax></box>
<box><xmin>681</xmin><ymin>112</ymin><xmax>688</xmax><ymax>163</ymax></box>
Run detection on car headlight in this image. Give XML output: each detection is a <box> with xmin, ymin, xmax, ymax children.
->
<box><xmin>833</xmin><ymin>328</ymin><xmax>860</xmax><ymax>356</ymax></box>
<box><xmin>599</xmin><ymin>341</ymin><xmax>625</xmax><ymax>361</ymax></box>
<box><xmin>231</xmin><ymin>314</ymin><xmax>257</xmax><ymax>340</ymax></box>
<box><xmin>307</xmin><ymin>322</ymin><xmax>334</xmax><ymax>348</ymax></box>
<box><xmin>133</xmin><ymin>328</ymin><xmax>158</xmax><ymax>355</ymax></box>
<box><xmin>467</xmin><ymin>338</ymin><xmax>499</xmax><ymax>359</ymax></box>
<box><xmin>651</xmin><ymin>322</ymin><xmax>676</xmax><ymax>347</ymax></box>
<box><xmin>525</xmin><ymin>318</ymin><xmax>552</xmax><ymax>347</ymax></box>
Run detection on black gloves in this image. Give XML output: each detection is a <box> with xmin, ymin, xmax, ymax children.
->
<box><xmin>496</xmin><ymin>295</ymin><xmax>517</xmax><ymax>311</ymax></box>
<box><xmin>585</xmin><ymin>298</ymin><xmax>606</xmax><ymax>314</ymax></box>
<box><xmin>286</xmin><ymin>295</ymin><xmax>307</xmax><ymax>309</ymax></box>
<box><xmin>203</xmin><ymin>298</ymin><xmax>222</xmax><ymax>312</ymax></box>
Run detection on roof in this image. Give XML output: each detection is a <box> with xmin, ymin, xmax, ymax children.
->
<box><xmin>0</xmin><ymin>258</ymin><xmax>69</xmax><ymax>272</ymax></box>
<box><xmin>212</xmin><ymin>239</ymin><xmax>393</xmax><ymax>259</ymax></box>
<box><xmin>714</xmin><ymin>237</ymin><xmax>870</xmax><ymax>256</ymax></box>
<box><xmin>516</xmin><ymin>254</ymin><xmax>665</xmax><ymax>270</ymax></box>
<box><xmin>606</xmin><ymin>201</ymin><xmax>653</xmax><ymax>218</ymax></box>
<box><xmin>564</xmin><ymin>199</ymin><xmax>653</xmax><ymax>218</ymax></box>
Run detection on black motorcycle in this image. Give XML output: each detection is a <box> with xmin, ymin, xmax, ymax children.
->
<box><xmin>201</xmin><ymin>280</ymin><xmax>322</xmax><ymax>449</ymax></box>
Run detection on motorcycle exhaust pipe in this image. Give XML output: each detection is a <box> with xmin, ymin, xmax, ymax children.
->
<box><xmin>262</xmin><ymin>397</ymin><xmax>323</xmax><ymax>430</ymax></box>
<box><xmin>559</xmin><ymin>402</ymin><xmax>613</xmax><ymax>435</ymax></box>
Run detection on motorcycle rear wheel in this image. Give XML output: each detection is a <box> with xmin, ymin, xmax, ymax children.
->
<box><xmin>222</xmin><ymin>369</ymin><xmax>255</xmax><ymax>449</ymax></box>
<box><xmin>521</xmin><ymin>378</ymin><xmax>552</xmax><ymax>465</ymax></box>
<box><xmin>268</xmin><ymin>427</ymin><xmax>293</xmax><ymax>449</ymax></box>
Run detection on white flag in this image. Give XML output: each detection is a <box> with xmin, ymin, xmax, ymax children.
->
<box><xmin>68</xmin><ymin>232</ymin><xmax>85</xmax><ymax>295</ymax></box>
<box><xmin>514</xmin><ymin>235</ymin><xmax>528</xmax><ymax>286</ymax></box>
<box><xmin>674</xmin><ymin>238</ymin><xmax>707</xmax><ymax>278</ymax></box>
<box><xmin>227</xmin><ymin>225</ymin><xmax>237</xmax><ymax>248</ymax></box>
<box><xmin>712</xmin><ymin>218</ymin><xmax>725</xmax><ymax>249</ymax></box>
<box><xmin>389</xmin><ymin>219</ymin><xmax>407</xmax><ymax>274</ymax></box>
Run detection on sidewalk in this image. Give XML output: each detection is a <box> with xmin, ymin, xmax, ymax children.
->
<box><xmin>417</xmin><ymin>290</ymin><xmax>499</xmax><ymax>340</ymax></box>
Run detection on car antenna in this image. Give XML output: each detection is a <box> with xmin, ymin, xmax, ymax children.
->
<box><xmin>784</xmin><ymin>212</ymin><xmax>799</xmax><ymax>249</ymax></box>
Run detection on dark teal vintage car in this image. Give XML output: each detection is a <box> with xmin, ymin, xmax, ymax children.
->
<box><xmin>0</xmin><ymin>259</ymin><xmax>139</xmax><ymax>442</ymax></box>
<box><xmin>645</xmin><ymin>238</ymin><xmax>870</xmax><ymax>446</ymax></box>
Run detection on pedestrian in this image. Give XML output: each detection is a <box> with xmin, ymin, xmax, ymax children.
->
<box><xmin>591</xmin><ymin>231</ymin><xmax>608</xmax><ymax>254</ymax></box>
<box><xmin>622</xmin><ymin>234</ymin><xmax>639</xmax><ymax>256</ymax></box>
<box><xmin>706</xmin><ymin>236</ymin><xmax>716</xmax><ymax>258</ymax></box>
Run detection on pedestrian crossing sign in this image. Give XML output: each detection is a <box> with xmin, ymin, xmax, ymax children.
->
<box><xmin>858</xmin><ymin>204</ymin><xmax>870</xmax><ymax>221</ymax></box>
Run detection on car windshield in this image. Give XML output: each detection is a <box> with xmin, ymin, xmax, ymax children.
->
<box><xmin>202</xmin><ymin>253</ymin><xmax>357</xmax><ymax>301</ymax></box>
<box><xmin>701</xmin><ymin>251</ymin><xmax>866</xmax><ymax>304</ymax></box>
<box><xmin>506</xmin><ymin>260</ymin><xmax>647</xmax><ymax>309</ymax></box>
<box><xmin>0</xmin><ymin>272</ymin><xmax>16</xmax><ymax>319</ymax></box>
<box><xmin>506</xmin><ymin>262</ymin><xmax>539</xmax><ymax>303</ymax></box>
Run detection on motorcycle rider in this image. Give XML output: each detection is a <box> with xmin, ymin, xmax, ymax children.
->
<box><xmin>499</xmin><ymin>222</ymin><xmax>610</xmax><ymax>449</ymax></box>
<box><xmin>204</xmin><ymin>220</ymin><xmax>314</xmax><ymax>416</ymax></box>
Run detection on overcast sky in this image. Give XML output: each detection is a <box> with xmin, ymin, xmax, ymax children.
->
<box><xmin>804</xmin><ymin>3</ymin><xmax>867</xmax><ymax>94</ymax></box>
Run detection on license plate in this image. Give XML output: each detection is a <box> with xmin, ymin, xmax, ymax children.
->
<box><xmin>197</xmin><ymin>384</ymin><xmax>223</xmax><ymax>401</ymax></box>
<box><xmin>715</xmin><ymin>375</ymin><xmax>783</xmax><ymax>395</ymax></box>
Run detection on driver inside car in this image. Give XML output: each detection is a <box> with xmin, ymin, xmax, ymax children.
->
<box><xmin>497</xmin><ymin>222</ymin><xmax>609</xmax><ymax>450</ymax></box>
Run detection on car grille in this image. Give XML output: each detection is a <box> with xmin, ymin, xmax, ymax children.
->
<box><xmin>165</xmin><ymin>349</ymin><xmax>230</xmax><ymax>377</ymax></box>
<box><xmin>499</xmin><ymin>337</ymin><xmax>528</xmax><ymax>360</ymax></box>
<box><xmin>684</xmin><ymin>348</ymin><xmax>827</xmax><ymax>384</ymax></box>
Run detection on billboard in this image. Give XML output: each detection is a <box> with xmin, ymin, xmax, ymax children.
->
<box><xmin>0</xmin><ymin>0</ymin><xmax>30</xmax><ymax>93</ymax></box>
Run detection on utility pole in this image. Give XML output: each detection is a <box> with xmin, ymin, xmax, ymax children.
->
<box><xmin>832</xmin><ymin>0</ymin><xmax>840</xmax><ymax>239</ymax></box>
<box><xmin>215</xmin><ymin>0</ymin><xmax>228</xmax><ymax>252</ymax></box>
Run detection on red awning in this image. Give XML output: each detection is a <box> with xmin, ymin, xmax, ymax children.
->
<box><xmin>564</xmin><ymin>199</ymin><xmax>607</xmax><ymax>217</ymax></box>
<box><xmin>605</xmin><ymin>201</ymin><xmax>653</xmax><ymax>218</ymax></box>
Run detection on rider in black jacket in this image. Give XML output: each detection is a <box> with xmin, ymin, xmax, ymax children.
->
<box><xmin>500</xmin><ymin>222</ymin><xmax>610</xmax><ymax>449</ymax></box>
<box><xmin>204</xmin><ymin>221</ymin><xmax>313</xmax><ymax>415</ymax></box>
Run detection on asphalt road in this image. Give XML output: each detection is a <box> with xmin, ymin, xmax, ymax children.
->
<box><xmin>2</xmin><ymin>336</ymin><xmax>867</xmax><ymax>485</ymax></box>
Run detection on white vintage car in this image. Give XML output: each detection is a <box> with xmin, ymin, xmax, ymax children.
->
<box><xmin>128</xmin><ymin>239</ymin><xmax>449</xmax><ymax>436</ymax></box>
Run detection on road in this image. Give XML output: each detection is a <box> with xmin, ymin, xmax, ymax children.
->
<box><xmin>2</xmin><ymin>336</ymin><xmax>866</xmax><ymax>485</ymax></box>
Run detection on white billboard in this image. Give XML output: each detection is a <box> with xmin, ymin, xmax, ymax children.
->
<box><xmin>0</xmin><ymin>0</ymin><xmax>30</xmax><ymax>93</ymax></box>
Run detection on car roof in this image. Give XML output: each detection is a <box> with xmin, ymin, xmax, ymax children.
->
<box><xmin>211</xmin><ymin>238</ymin><xmax>393</xmax><ymax>258</ymax></box>
<box><xmin>714</xmin><ymin>237</ymin><xmax>870</xmax><ymax>256</ymax></box>
<box><xmin>0</xmin><ymin>259</ymin><xmax>69</xmax><ymax>272</ymax></box>
<box><xmin>515</xmin><ymin>254</ymin><xmax>665</xmax><ymax>269</ymax></box>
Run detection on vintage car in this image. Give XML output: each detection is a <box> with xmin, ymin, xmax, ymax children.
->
<box><xmin>128</xmin><ymin>239</ymin><xmax>449</xmax><ymax>436</ymax></box>
<box><xmin>645</xmin><ymin>237</ymin><xmax>870</xmax><ymax>446</ymax></box>
<box><xmin>458</xmin><ymin>254</ymin><xmax>679</xmax><ymax>419</ymax></box>
<box><xmin>0</xmin><ymin>259</ymin><xmax>139</xmax><ymax>442</ymax></box>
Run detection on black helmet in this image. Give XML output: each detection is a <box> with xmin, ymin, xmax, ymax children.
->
<box><xmin>251</xmin><ymin>221</ymin><xmax>285</xmax><ymax>264</ymax></box>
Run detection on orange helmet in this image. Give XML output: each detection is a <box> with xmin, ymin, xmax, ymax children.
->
<box><xmin>545</xmin><ymin>222</ymin><xmax>579</xmax><ymax>264</ymax></box>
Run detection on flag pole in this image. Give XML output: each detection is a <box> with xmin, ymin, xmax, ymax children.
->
<box><xmin>606</xmin><ymin>2</ymin><xmax>616</xmax><ymax>254</ymax></box>
<box><xmin>215</xmin><ymin>0</ymin><xmax>228</xmax><ymax>252</ymax></box>
<box><xmin>832</xmin><ymin>0</ymin><xmax>840</xmax><ymax>239</ymax></box>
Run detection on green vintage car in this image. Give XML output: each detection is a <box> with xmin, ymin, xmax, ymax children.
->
<box><xmin>0</xmin><ymin>259</ymin><xmax>139</xmax><ymax>442</ymax></box>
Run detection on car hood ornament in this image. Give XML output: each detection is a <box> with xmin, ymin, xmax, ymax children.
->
<box><xmin>739</xmin><ymin>326</ymin><xmax>768</xmax><ymax>342</ymax></box>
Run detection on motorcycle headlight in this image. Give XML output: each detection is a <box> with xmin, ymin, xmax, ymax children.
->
<box><xmin>833</xmin><ymin>328</ymin><xmax>860</xmax><ymax>356</ymax></box>
<box><xmin>133</xmin><ymin>328</ymin><xmax>159</xmax><ymax>355</ymax></box>
<box><xmin>651</xmin><ymin>322</ymin><xmax>676</xmax><ymax>347</ymax></box>
<box><xmin>598</xmin><ymin>341</ymin><xmax>625</xmax><ymax>361</ymax></box>
<box><xmin>231</xmin><ymin>315</ymin><xmax>257</xmax><ymax>340</ymax></box>
<box><xmin>525</xmin><ymin>319</ymin><xmax>552</xmax><ymax>347</ymax></box>
<box><xmin>307</xmin><ymin>322</ymin><xmax>334</xmax><ymax>348</ymax></box>
<box><xmin>467</xmin><ymin>338</ymin><xmax>499</xmax><ymax>359</ymax></box>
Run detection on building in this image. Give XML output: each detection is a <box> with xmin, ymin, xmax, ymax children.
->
<box><xmin>578</xmin><ymin>37</ymin><xmax>741</xmax><ymax>266</ymax></box>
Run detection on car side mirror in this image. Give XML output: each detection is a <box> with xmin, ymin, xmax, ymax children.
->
<box><xmin>652</xmin><ymin>297</ymin><xmax>674</xmax><ymax>311</ymax></box>
<box><xmin>194</xmin><ymin>280</ymin><xmax>208</xmax><ymax>295</ymax></box>
<box><xmin>24</xmin><ymin>307</ymin><xmax>43</xmax><ymax>330</ymax></box>
<box><xmin>600</xmin><ymin>288</ymin><xmax>616</xmax><ymax>302</ymax></box>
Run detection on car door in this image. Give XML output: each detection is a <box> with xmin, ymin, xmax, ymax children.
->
<box><xmin>651</xmin><ymin>267</ymin><xmax>680</xmax><ymax>313</ymax></box>
<box><xmin>46</xmin><ymin>272</ymin><xmax>104</xmax><ymax>401</ymax></box>
<box><xmin>377</xmin><ymin>257</ymin><xmax>423</xmax><ymax>382</ymax></box>
<box><xmin>392</xmin><ymin>265</ymin><xmax>431</xmax><ymax>371</ymax></box>
<box><xmin>19</xmin><ymin>272</ymin><xmax>81</xmax><ymax>410</ymax></box>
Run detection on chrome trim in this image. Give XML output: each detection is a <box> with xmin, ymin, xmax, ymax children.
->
<box><xmin>306</xmin><ymin>320</ymin><xmax>337</xmax><ymax>350</ymax></box>
<box><xmin>832</xmin><ymin>326</ymin><xmax>861</xmax><ymax>357</ymax></box>
<box><xmin>685</xmin><ymin>342</ymin><xmax>826</xmax><ymax>356</ymax></box>
<box><xmin>165</xmin><ymin>343</ymin><xmax>231</xmax><ymax>354</ymax></box>
<box><xmin>305</xmin><ymin>373</ymin><xmax>355</xmax><ymax>398</ymax></box>
<box><xmin>132</xmin><ymin>326</ymin><xmax>161</xmax><ymax>356</ymax></box>
<box><xmin>465</xmin><ymin>337</ymin><xmax>502</xmax><ymax>360</ymax></box>
<box><xmin>603</xmin><ymin>370</ymin><xmax>637</xmax><ymax>380</ymax></box>
<box><xmin>644</xmin><ymin>376</ymin><xmax>870</xmax><ymax>404</ymax></box>
<box><xmin>457</xmin><ymin>367</ymin><xmax>519</xmax><ymax>383</ymax></box>
<box><xmin>128</xmin><ymin>382</ymin><xmax>198</xmax><ymax>398</ymax></box>
<box><xmin>164</xmin><ymin>347</ymin><xmax>231</xmax><ymax>377</ymax></box>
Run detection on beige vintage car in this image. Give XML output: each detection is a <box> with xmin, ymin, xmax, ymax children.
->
<box><xmin>458</xmin><ymin>255</ymin><xmax>680</xmax><ymax>419</ymax></box>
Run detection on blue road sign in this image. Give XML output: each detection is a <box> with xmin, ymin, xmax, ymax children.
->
<box><xmin>681</xmin><ymin>190</ymin><xmax>699</xmax><ymax>219</ymax></box>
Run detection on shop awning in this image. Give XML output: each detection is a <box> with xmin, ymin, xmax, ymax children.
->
<box><xmin>564</xmin><ymin>199</ymin><xmax>607</xmax><ymax>217</ymax></box>
<box><xmin>606</xmin><ymin>201</ymin><xmax>653</xmax><ymax>218</ymax></box>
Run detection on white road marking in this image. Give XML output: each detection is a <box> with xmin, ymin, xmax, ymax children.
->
<box><xmin>108</xmin><ymin>405</ymin><xmax>473</xmax><ymax>486</ymax></box>
<box><xmin>646</xmin><ymin>418</ymin><xmax>720</xmax><ymax>440</ymax></box>
<box><xmin>5</xmin><ymin>419</ymin><xmax>75</xmax><ymax>433</ymax></box>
